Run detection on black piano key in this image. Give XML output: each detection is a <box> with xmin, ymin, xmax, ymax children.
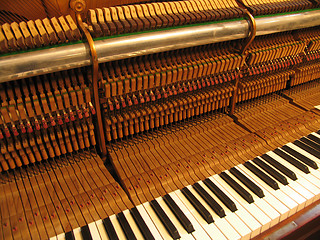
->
<box><xmin>219</xmin><ymin>172</ymin><xmax>254</xmax><ymax>204</ymax></box>
<box><xmin>281</xmin><ymin>145</ymin><xmax>318</xmax><ymax>169</ymax></box>
<box><xmin>260</xmin><ymin>154</ymin><xmax>297</xmax><ymax>180</ymax></box>
<box><xmin>130</xmin><ymin>207</ymin><xmax>155</xmax><ymax>240</ymax></box>
<box><xmin>150</xmin><ymin>200</ymin><xmax>180</xmax><ymax>239</ymax></box>
<box><xmin>307</xmin><ymin>134</ymin><xmax>320</xmax><ymax>145</ymax></box>
<box><xmin>252</xmin><ymin>157</ymin><xmax>288</xmax><ymax>185</ymax></box>
<box><xmin>80</xmin><ymin>225</ymin><xmax>93</xmax><ymax>240</ymax></box>
<box><xmin>117</xmin><ymin>212</ymin><xmax>137</xmax><ymax>240</ymax></box>
<box><xmin>229</xmin><ymin>167</ymin><xmax>265</xmax><ymax>198</ymax></box>
<box><xmin>181</xmin><ymin>187</ymin><xmax>214</xmax><ymax>224</ymax></box>
<box><xmin>203</xmin><ymin>178</ymin><xmax>237</xmax><ymax>212</ymax></box>
<box><xmin>300</xmin><ymin>137</ymin><xmax>320</xmax><ymax>152</ymax></box>
<box><xmin>244</xmin><ymin>162</ymin><xmax>279</xmax><ymax>190</ymax></box>
<box><xmin>163</xmin><ymin>194</ymin><xmax>195</xmax><ymax>233</ymax></box>
<box><xmin>193</xmin><ymin>183</ymin><xmax>226</xmax><ymax>218</ymax></box>
<box><xmin>65</xmin><ymin>231</ymin><xmax>75</xmax><ymax>240</ymax></box>
<box><xmin>273</xmin><ymin>148</ymin><xmax>310</xmax><ymax>174</ymax></box>
<box><xmin>103</xmin><ymin>218</ymin><xmax>119</xmax><ymax>240</ymax></box>
<box><xmin>293</xmin><ymin>140</ymin><xmax>320</xmax><ymax>159</ymax></box>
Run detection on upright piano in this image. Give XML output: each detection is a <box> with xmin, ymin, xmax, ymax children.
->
<box><xmin>1</xmin><ymin>0</ymin><xmax>320</xmax><ymax>239</ymax></box>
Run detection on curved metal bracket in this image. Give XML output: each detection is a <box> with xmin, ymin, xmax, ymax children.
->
<box><xmin>236</xmin><ymin>0</ymin><xmax>257</xmax><ymax>54</ymax></box>
<box><xmin>70</xmin><ymin>0</ymin><xmax>107</xmax><ymax>158</ymax></box>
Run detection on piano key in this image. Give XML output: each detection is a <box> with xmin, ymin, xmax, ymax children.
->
<box><xmin>109</xmin><ymin>214</ymin><xmax>127</xmax><ymax>239</ymax></box>
<box><xmin>102</xmin><ymin>217</ymin><xmax>119</xmax><ymax>240</ymax></box>
<box><xmin>267</xmin><ymin>152</ymin><xmax>320</xmax><ymax>202</ymax></box>
<box><xmin>300</xmin><ymin>137</ymin><xmax>320</xmax><ymax>151</ymax></box>
<box><xmin>96</xmin><ymin>219</ymin><xmax>110</xmax><ymax>240</ymax></box>
<box><xmin>287</xmin><ymin>142</ymin><xmax>320</xmax><ymax>166</ymax></box>
<box><xmin>196</xmin><ymin>181</ymin><xmax>248</xmax><ymax>240</ymax></box>
<box><xmin>181</xmin><ymin>187</ymin><xmax>214</xmax><ymax>224</ymax></box>
<box><xmin>214</xmin><ymin>174</ymin><xmax>270</xmax><ymax>235</ymax></box>
<box><xmin>150</xmin><ymin>199</ymin><xmax>180</xmax><ymax>239</ymax></box>
<box><xmin>57</xmin><ymin>233</ymin><xmax>66</xmax><ymax>240</ymax></box>
<box><xmin>135</xmin><ymin>204</ymin><xmax>164</xmax><ymax>240</ymax></box>
<box><xmin>210</xmin><ymin>175</ymin><xmax>261</xmax><ymax>238</ymax></box>
<box><xmin>65</xmin><ymin>231</ymin><xmax>75</xmax><ymax>240</ymax></box>
<box><xmin>252</xmin><ymin>157</ymin><xmax>288</xmax><ymax>185</ymax></box>
<box><xmin>293</xmin><ymin>140</ymin><xmax>320</xmax><ymax>159</ymax></box>
<box><xmin>229</xmin><ymin>167</ymin><xmax>264</xmax><ymax>198</ymax></box>
<box><xmin>281</xmin><ymin>145</ymin><xmax>318</xmax><ymax>169</ymax></box>
<box><xmin>219</xmin><ymin>172</ymin><xmax>254</xmax><ymax>203</ymax></box>
<box><xmin>260</xmin><ymin>155</ymin><xmax>314</xmax><ymax>210</ymax></box>
<box><xmin>88</xmin><ymin>222</ymin><xmax>102</xmax><ymax>240</ymax></box>
<box><xmin>169</xmin><ymin>191</ymin><xmax>218</xmax><ymax>240</ymax></box>
<box><xmin>203</xmin><ymin>178</ymin><xmax>237</xmax><ymax>212</ymax></box>
<box><xmin>248</xmin><ymin>160</ymin><xmax>299</xmax><ymax>217</ymax></box>
<box><xmin>80</xmin><ymin>225</ymin><xmax>93</xmax><ymax>240</ymax></box>
<box><xmin>142</xmin><ymin>202</ymin><xmax>174</xmax><ymax>239</ymax></box>
<box><xmin>117</xmin><ymin>212</ymin><xmax>137</xmax><ymax>240</ymax></box>
<box><xmin>73</xmin><ymin>227</ymin><xmax>83</xmax><ymax>240</ymax></box>
<box><xmin>122</xmin><ymin>209</ymin><xmax>145</xmax><ymax>240</ymax></box>
<box><xmin>178</xmin><ymin>187</ymin><xmax>237</xmax><ymax>240</ymax></box>
<box><xmin>192</xmin><ymin>183</ymin><xmax>226</xmax><ymax>218</ymax></box>
<box><xmin>273</xmin><ymin>148</ymin><xmax>310</xmax><ymax>173</ymax></box>
<box><xmin>130</xmin><ymin>207</ymin><xmax>155</xmax><ymax>240</ymax></box>
<box><xmin>308</xmin><ymin>133</ymin><xmax>320</xmax><ymax>145</ymax></box>
<box><xmin>234</xmin><ymin>165</ymin><xmax>281</xmax><ymax>227</ymax></box>
<box><xmin>260</xmin><ymin>154</ymin><xmax>297</xmax><ymax>180</ymax></box>
<box><xmin>163</xmin><ymin>194</ymin><xmax>195</xmax><ymax>233</ymax></box>
<box><xmin>243</xmin><ymin>161</ymin><xmax>279</xmax><ymax>190</ymax></box>
<box><xmin>155</xmin><ymin>197</ymin><xmax>195</xmax><ymax>240</ymax></box>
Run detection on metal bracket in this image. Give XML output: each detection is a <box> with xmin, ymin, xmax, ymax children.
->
<box><xmin>70</xmin><ymin>0</ymin><xmax>107</xmax><ymax>158</ymax></box>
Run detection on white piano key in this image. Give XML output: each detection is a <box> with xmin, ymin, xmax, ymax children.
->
<box><xmin>73</xmin><ymin>227</ymin><xmax>83</xmax><ymax>240</ymax></box>
<box><xmin>228</xmin><ymin>167</ymin><xmax>280</xmax><ymax>230</ymax></box>
<box><xmin>142</xmin><ymin>202</ymin><xmax>173</xmax><ymax>239</ymax></box>
<box><xmin>169</xmin><ymin>191</ymin><xmax>212</xmax><ymax>240</ymax></box>
<box><xmin>50</xmin><ymin>236</ymin><xmax>58</xmax><ymax>240</ymax></box>
<box><xmin>208</xmin><ymin>176</ymin><xmax>254</xmax><ymax>240</ymax></box>
<box><xmin>248</xmin><ymin>159</ymin><xmax>300</xmax><ymax>217</ymax></box>
<box><xmin>197</xmin><ymin>181</ymin><xmax>242</xmax><ymax>240</ymax></box>
<box><xmin>174</xmin><ymin>189</ymin><xmax>228</xmax><ymax>240</ymax></box>
<box><xmin>264</xmin><ymin>153</ymin><xmax>314</xmax><ymax>208</ymax></box>
<box><xmin>211</xmin><ymin>175</ymin><xmax>262</xmax><ymax>238</ymax></box>
<box><xmin>287</xmin><ymin>143</ymin><xmax>320</xmax><ymax>163</ymax></box>
<box><xmin>268</xmin><ymin>151</ymin><xmax>320</xmax><ymax>202</ymax></box>
<box><xmin>135</xmin><ymin>204</ymin><xmax>164</xmax><ymax>240</ymax></box>
<box><xmin>95</xmin><ymin>219</ymin><xmax>110</xmax><ymax>240</ymax></box>
<box><xmin>255</xmin><ymin>156</ymin><xmax>308</xmax><ymax>214</ymax></box>
<box><xmin>57</xmin><ymin>234</ymin><xmax>66</xmax><ymax>240</ymax></box>
<box><xmin>109</xmin><ymin>214</ymin><xmax>127</xmax><ymax>240</ymax></box>
<box><xmin>236</xmin><ymin>165</ymin><xmax>283</xmax><ymax>227</ymax></box>
<box><xmin>155</xmin><ymin>197</ymin><xmax>196</xmax><ymax>240</ymax></box>
<box><xmin>123</xmin><ymin>209</ymin><xmax>146</xmax><ymax>240</ymax></box>
<box><xmin>88</xmin><ymin>222</ymin><xmax>102</xmax><ymax>240</ymax></box>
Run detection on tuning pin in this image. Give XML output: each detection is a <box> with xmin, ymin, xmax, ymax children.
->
<box><xmin>57</xmin><ymin>114</ymin><xmax>64</xmax><ymax>125</ymax></box>
<box><xmin>114</xmin><ymin>98</ymin><xmax>120</xmax><ymax>110</ymax></box>
<box><xmin>89</xmin><ymin>102</ymin><xmax>96</xmax><ymax>115</ymax></box>
<box><xmin>150</xmin><ymin>90</ymin><xmax>156</xmax><ymax>101</ymax></box>
<box><xmin>42</xmin><ymin>117</ymin><xmax>48</xmax><ymax>129</ymax></box>
<box><xmin>132</xmin><ymin>94</ymin><xmax>139</xmax><ymax>105</ymax></box>
<box><xmin>76</xmin><ymin>109</ymin><xmax>83</xmax><ymax>120</ymax></box>
<box><xmin>172</xmin><ymin>85</ymin><xmax>177</xmax><ymax>95</ymax></box>
<box><xmin>138</xmin><ymin>92</ymin><xmax>145</xmax><ymax>104</ymax></box>
<box><xmin>34</xmin><ymin>119</ymin><xmax>41</xmax><ymax>130</ymax></box>
<box><xmin>69</xmin><ymin>110</ymin><xmax>76</xmax><ymax>122</ymax></box>
<box><xmin>108</xmin><ymin>99</ymin><xmax>114</xmax><ymax>111</ymax></box>
<box><xmin>20</xmin><ymin>122</ymin><xmax>26</xmax><ymax>134</ymax></box>
<box><xmin>162</xmin><ymin>88</ymin><xmax>168</xmax><ymax>98</ymax></box>
<box><xmin>126</xmin><ymin>95</ymin><xmax>133</xmax><ymax>106</ymax></box>
<box><xmin>26</xmin><ymin>121</ymin><xmax>33</xmax><ymax>133</ymax></box>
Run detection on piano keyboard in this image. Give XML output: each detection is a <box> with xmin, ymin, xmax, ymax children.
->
<box><xmin>50</xmin><ymin>131</ymin><xmax>320</xmax><ymax>240</ymax></box>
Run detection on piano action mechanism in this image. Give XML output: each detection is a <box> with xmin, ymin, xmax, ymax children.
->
<box><xmin>1</xmin><ymin>0</ymin><xmax>320</xmax><ymax>239</ymax></box>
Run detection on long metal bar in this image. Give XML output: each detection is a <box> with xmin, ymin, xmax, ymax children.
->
<box><xmin>0</xmin><ymin>9</ymin><xmax>320</xmax><ymax>83</ymax></box>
